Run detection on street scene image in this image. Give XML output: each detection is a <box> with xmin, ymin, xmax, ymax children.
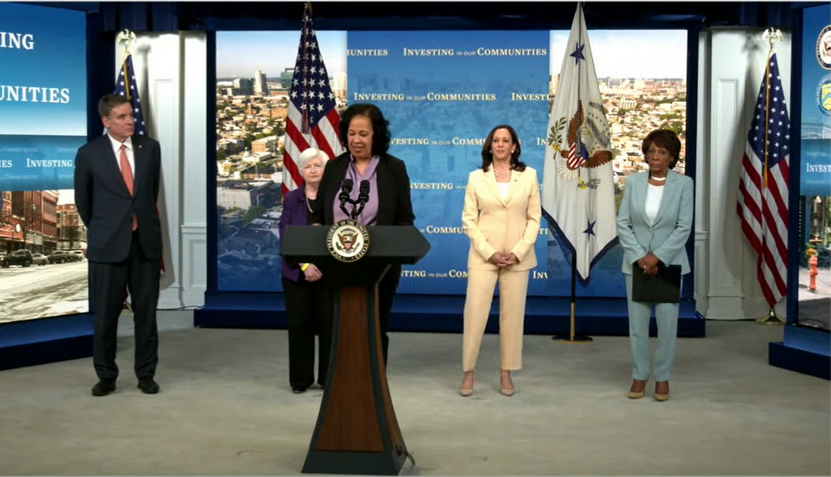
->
<box><xmin>0</xmin><ymin>189</ymin><xmax>89</xmax><ymax>323</ymax></box>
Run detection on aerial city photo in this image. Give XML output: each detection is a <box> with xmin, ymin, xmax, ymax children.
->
<box><xmin>548</xmin><ymin>29</ymin><xmax>689</xmax><ymax>193</ymax></box>
<box><xmin>214</xmin><ymin>31</ymin><xmax>346</xmax><ymax>291</ymax></box>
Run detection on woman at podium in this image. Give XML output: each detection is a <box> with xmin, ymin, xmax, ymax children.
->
<box><xmin>616</xmin><ymin>129</ymin><xmax>693</xmax><ymax>402</ymax></box>
<box><xmin>309</xmin><ymin>103</ymin><xmax>415</xmax><ymax>365</ymax></box>
<box><xmin>279</xmin><ymin>148</ymin><xmax>331</xmax><ymax>393</ymax></box>
<box><xmin>459</xmin><ymin>125</ymin><xmax>541</xmax><ymax>397</ymax></box>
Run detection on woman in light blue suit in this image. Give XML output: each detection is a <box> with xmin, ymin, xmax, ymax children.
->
<box><xmin>616</xmin><ymin>129</ymin><xmax>693</xmax><ymax>402</ymax></box>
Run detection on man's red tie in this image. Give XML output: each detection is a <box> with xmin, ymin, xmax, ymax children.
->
<box><xmin>120</xmin><ymin>143</ymin><xmax>138</xmax><ymax>231</ymax></box>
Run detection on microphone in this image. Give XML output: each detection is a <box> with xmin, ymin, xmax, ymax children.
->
<box><xmin>353</xmin><ymin>180</ymin><xmax>371</xmax><ymax>220</ymax></box>
<box><xmin>358</xmin><ymin>180</ymin><xmax>370</xmax><ymax>204</ymax></box>
<box><xmin>339</xmin><ymin>179</ymin><xmax>353</xmax><ymax>200</ymax></box>
<box><xmin>338</xmin><ymin>179</ymin><xmax>353</xmax><ymax>217</ymax></box>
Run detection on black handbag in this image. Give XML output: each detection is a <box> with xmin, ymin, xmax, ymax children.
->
<box><xmin>632</xmin><ymin>261</ymin><xmax>681</xmax><ymax>303</ymax></box>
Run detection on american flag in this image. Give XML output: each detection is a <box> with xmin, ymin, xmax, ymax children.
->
<box><xmin>283</xmin><ymin>3</ymin><xmax>343</xmax><ymax>195</ymax></box>
<box><xmin>113</xmin><ymin>53</ymin><xmax>146</xmax><ymax>136</ymax></box>
<box><xmin>112</xmin><ymin>50</ymin><xmax>165</xmax><ymax>274</ymax></box>
<box><xmin>737</xmin><ymin>53</ymin><xmax>790</xmax><ymax>307</ymax></box>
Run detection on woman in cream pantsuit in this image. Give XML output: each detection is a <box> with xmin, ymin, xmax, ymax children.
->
<box><xmin>459</xmin><ymin>125</ymin><xmax>541</xmax><ymax>397</ymax></box>
<box><xmin>616</xmin><ymin>129</ymin><xmax>693</xmax><ymax>402</ymax></box>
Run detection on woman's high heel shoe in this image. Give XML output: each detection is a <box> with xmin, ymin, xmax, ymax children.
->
<box><xmin>654</xmin><ymin>381</ymin><xmax>669</xmax><ymax>401</ymax></box>
<box><xmin>628</xmin><ymin>379</ymin><xmax>647</xmax><ymax>399</ymax></box>
<box><xmin>499</xmin><ymin>371</ymin><xmax>514</xmax><ymax>396</ymax></box>
<box><xmin>459</xmin><ymin>371</ymin><xmax>474</xmax><ymax>397</ymax></box>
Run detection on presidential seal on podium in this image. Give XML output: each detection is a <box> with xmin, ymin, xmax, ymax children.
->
<box><xmin>326</xmin><ymin>219</ymin><xmax>370</xmax><ymax>262</ymax></box>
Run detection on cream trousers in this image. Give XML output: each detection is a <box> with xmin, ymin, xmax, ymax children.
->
<box><xmin>462</xmin><ymin>267</ymin><xmax>529</xmax><ymax>372</ymax></box>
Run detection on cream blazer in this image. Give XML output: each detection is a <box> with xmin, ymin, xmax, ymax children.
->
<box><xmin>462</xmin><ymin>166</ymin><xmax>541</xmax><ymax>271</ymax></box>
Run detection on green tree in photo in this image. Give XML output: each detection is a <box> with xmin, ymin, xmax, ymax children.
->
<box><xmin>243</xmin><ymin>205</ymin><xmax>265</xmax><ymax>225</ymax></box>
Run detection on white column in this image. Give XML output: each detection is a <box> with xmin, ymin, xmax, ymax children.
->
<box><xmin>694</xmin><ymin>30</ymin><xmax>710</xmax><ymax>316</ymax></box>
<box><xmin>181</xmin><ymin>32</ymin><xmax>208</xmax><ymax>307</ymax></box>
<box><xmin>119</xmin><ymin>33</ymin><xmax>184</xmax><ymax>309</ymax></box>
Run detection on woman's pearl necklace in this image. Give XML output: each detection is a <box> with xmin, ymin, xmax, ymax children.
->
<box><xmin>650</xmin><ymin>175</ymin><xmax>667</xmax><ymax>182</ymax></box>
<box><xmin>494</xmin><ymin>162</ymin><xmax>512</xmax><ymax>179</ymax></box>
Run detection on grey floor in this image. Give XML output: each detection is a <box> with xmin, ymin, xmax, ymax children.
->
<box><xmin>0</xmin><ymin>311</ymin><xmax>829</xmax><ymax>476</ymax></box>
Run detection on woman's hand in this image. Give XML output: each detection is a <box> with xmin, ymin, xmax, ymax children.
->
<box><xmin>488</xmin><ymin>252</ymin><xmax>518</xmax><ymax>267</ymax></box>
<box><xmin>303</xmin><ymin>264</ymin><xmax>323</xmax><ymax>282</ymax></box>
<box><xmin>636</xmin><ymin>253</ymin><xmax>660</xmax><ymax>276</ymax></box>
<box><xmin>503</xmin><ymin>253</ymin><xmax>519</xmax><ymax>267</ymax></box>
<box><xmin>487</xmin><ymin>252</ymin><xmax>505</xmax><ymax>266</ymax></box>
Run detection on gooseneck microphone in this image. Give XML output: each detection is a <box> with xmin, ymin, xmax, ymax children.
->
<box><xmin>338</xmin><ymin>179</ymin><xmax>353</xmax><ymax>218</ymax></box>
<box><xmin>358</xmin><ymin>180</ymin><xmax>370</xmax><ymax>203</ymax></box>
<box><xmin>352</xmin><ymin>180</ymin><xmax>371</xmax><ymax>219</ymax></box>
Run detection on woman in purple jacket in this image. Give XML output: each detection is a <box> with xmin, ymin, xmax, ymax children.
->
<box><xmin>278</xmin><ymin>148</ymin><xmax>330</xmax><ymax>393</ymax></box>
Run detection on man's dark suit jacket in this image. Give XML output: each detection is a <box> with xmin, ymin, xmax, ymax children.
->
<box><xmin>74</xmin><ymin>134</ymin><xmax>162</xmax><ymax>262</ymax></box>
<box><xmin>309</xmin><ymin>152</ymin><xmax>415</xmax><ymax>226</ymax></box>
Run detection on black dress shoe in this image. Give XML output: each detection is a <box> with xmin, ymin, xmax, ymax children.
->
<box><xmin>292</xmin><ymin>387</ymin><xmax>307</xmax><ymax>394</ymax></box>
<box><xmin>137</xmin><ymin>378</ymin><xmax>160</xmax><ymax>394</ymax></box>
<box><xmin>91</xmin><ymin>380</ymin><xmax>116</xmax><ymax>396</ymax></box>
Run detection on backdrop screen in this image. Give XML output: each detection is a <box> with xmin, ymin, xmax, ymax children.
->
<box><xmin>797</xmin><ymin>4</ymin><xmax>831</xmax><ymax>331</ymax></box>
<box><xmin>0</xmin><ymin>3</ymin><xmax>88</xmax><ymax>324</ymax></box>
<box><xmin>214</xmin><ymin>29</ymin><xmax>688</xmax><ymax>297</ymax></box>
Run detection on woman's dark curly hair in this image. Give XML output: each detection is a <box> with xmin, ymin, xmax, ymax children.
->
<box><xmin>642</xmin><ymin>129</ymin><xmax>682</xmax><ymax>169</ymax></box>
<box><xmin>338</xmin><ymin>103</ymin><xmax>391</xmax><ymax>155</ymax></box>
<box><xmin>480</xmin><ymin>124</ymin><xmax>526</xmax><ymax>172</ymax></box>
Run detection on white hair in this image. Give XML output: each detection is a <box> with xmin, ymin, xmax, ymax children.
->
<box><xmin>297</xmin><ymin>148</ymin><xmax>326</xmax><ymax>170</ymax></box>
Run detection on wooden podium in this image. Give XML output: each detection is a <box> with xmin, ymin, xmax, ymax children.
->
<box><xmin>282</xmin><ymin>225</ymin><xmax>430</xmax><ymax>475</ymax></box>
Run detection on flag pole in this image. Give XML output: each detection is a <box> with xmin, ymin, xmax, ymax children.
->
<box><xmin>114</xmin><ymin>28</ymin><xmax>139</xmax><ymax>310</ymax></box>
<box><xmin>757</xmin><ymin>27</ymin><xmax>785</xmax><ymax>326</ymax></box>
<box><xmin>553</xmin><ymin>251</ymin><xmax>593</xmax><ymax>343</ymax></box>
<box><xmin>116</xmin><ymin>30</ymin><xmax>136</xmax><ymax>100</ymax></box>
<box><xmin>552</xmin><ymin>2</ymin><xmax>592</xmax><ymax>344</ymax></box>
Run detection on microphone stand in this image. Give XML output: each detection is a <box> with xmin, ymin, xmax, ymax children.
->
<box><xmin>351</xmin><ymin>199</ymin><xmax>368</xmax><ymax>220</ymax></box>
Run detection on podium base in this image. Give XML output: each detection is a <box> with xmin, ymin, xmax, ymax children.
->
<box><xmin>302</xmin><ymin>448</ymin><xmax>408</xmax><ymax>475</ymax></box>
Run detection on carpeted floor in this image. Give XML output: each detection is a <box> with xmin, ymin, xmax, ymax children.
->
<box><xmin>0</xmin><ymin>311</ymin><xmax>828</xmax><ymax>476</ymax></box>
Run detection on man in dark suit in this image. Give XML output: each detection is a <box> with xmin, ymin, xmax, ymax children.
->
<box><xmin>74</xmin><ymin>94</ymin><xmax>163</xmax><ymax>396</ymax></box>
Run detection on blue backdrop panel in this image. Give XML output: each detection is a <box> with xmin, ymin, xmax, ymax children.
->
<box><xmin>771</xmin><ymin>3</ymin><xmax>830</xmax><ymax>380</ymax></box>
<box><xmin>0</xmin><ymin>3</ymin><xmax>91</xmax><ymax>371</ymax></box>
<box><xmin>798</xmin><ymin>6</ymin><xmax>831</xmax><ymax>198</ymax></box>
<box><xmin>0</xmin><ymin>3</ymin><xmax>87</xmax><ymax>136</ymax></box>
<box><xmin>0</xmin><ymin>135</ymin><xmax>84</xmax><ymax>191</ymax></box>
<box><xmin>348</xmin><ymin>31</ymin><xmax>552</xmax><ymax>295</ymax></box>
<box><xmin>800</xmin><ymin>139</ymin><xmax>831</xmax><ymax>197</ymax></box>
<box><xmin>0</xmin><ymin>3</ymin><xmax>87</xmax><ymax>190</ymax></box>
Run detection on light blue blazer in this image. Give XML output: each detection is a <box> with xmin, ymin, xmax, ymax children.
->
<box><xmin>616</xmin><ymin>170</ymin><xmax>694</xmax><ymax>275</ymax></box>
